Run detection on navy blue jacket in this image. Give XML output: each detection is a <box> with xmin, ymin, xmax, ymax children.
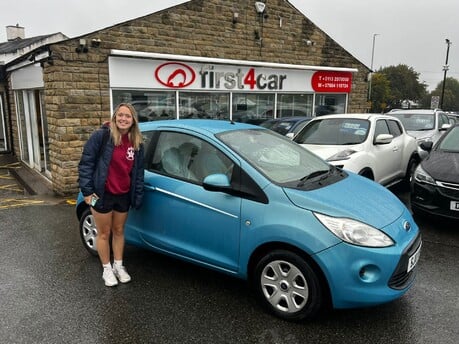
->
<box><xmin>78</xmin><ymin>124</ymin><xmax>144</xmax><ymax>209</ymax></box>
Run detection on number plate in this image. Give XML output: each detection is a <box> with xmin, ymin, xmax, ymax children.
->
<box><xmin>450</xmin><ymin>201</ymin><xmax>459</xmax><ymax>211</ymax></box>
<box><xmin>407</xmin><ymin>243</ymin><xmax>422</xmax><ymax>273</ymax></box>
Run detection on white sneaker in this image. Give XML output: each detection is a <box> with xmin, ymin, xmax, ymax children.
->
<box><xmin>113</xmin><ymin>264</ymin><xmax>131</xmax><ymax>283</ymax></box>
<box><xmin>102</xmin><ymin>268</ymin><xmax>118</xmax><ymax>287</ymax></box>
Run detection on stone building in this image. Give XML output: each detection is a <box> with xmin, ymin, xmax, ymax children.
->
<box><xmin>2</xmin><ymin>0</ymin><xmax>370</xmax><ymax>195</ymax></box>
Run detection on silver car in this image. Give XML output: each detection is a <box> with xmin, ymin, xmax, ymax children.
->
<box><xmin>388</xmin><ymin>109</ymin><xmax>451</xmax><ymax>148</ymax></box>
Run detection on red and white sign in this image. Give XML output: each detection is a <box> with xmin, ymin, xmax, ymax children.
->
<box><xmin>311</xmin><ymin>71</ymin><xmax>352</xmax><ymax>93</ymax></box>
<box><xmin>109</xmin><ymin>56</ymin><xmax>355</xmax><ymax>94</ymax></box>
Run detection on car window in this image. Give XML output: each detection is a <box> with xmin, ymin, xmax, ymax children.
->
<box><xmin>387</xmin><ymin>120</ymin><xmax>402</xmax><ymax>137</ymax></box>
<box><xmin>294</xmin><ymin>118</ymin><xmax>369</xmax><ymax>145</ymax></box>
<box><xmin>147</xmin><ymin>131</ymin><xmax>234</xmax><ymax>183</ymax></box>
<box><xmin>271</xmin><ymin>120</ymin><xmax>296</xmax><ymax>135</ymax></box>
<box><xmin>374</xmin><ymin>120</ymin><xmax>390</xmax><ymax>139</ymax></box>
<box><xmin>440</xmin><ymin>114</ymin><xmax>450</xmax><ymax>127</ymax></box>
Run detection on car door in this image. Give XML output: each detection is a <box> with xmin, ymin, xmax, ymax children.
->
<box><xmin>130</xmin><ymin>130</ymin><xmax>242</xmax><ymax>272</ymax></box>
<box><xmin>372</xmin><ymin>119</ymin><xmax>404</xmax><ymax>184</ymax></box>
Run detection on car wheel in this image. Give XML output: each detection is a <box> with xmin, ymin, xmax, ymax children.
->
<box><xmin>253</xmin><ymin>250</ymin><xmax>323</xmax><ymax>321</ymax></box>
<box><xmin>79</xmin><ymin>207</ymin><xmax>99</xmax><ymax>256</ymax></box>
<box><xmin>405</xmin><ymin>157</ymin><xmax>418</xmax><ymax>186</ymax></box>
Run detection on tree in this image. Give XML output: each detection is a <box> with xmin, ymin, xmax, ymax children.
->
<box><xmin>429</xmin><ymin>77</ymin><xmax>459</xmax><ymax>111</ymax></box>
<box><xmin>369</xmin><ymin>73</ymin><xmax>390</xmax><ymax>112</ymax></box>
<box><xmin>377</xmin><ymin>64</ymin><xmax>427</xmax><ymax>110</ymax></box>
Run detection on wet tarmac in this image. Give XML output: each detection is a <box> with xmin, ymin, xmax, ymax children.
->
<box><xmin>0</xmin><ymin>154</ymin><xmax>458</xmax><ymax>343</ymax></box>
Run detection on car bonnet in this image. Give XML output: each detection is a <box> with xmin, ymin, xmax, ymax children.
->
<box><xmin>407</xmin><ymin>129</ymin><xmax>436</xmax><ymax>141</ymax></box>
<box><xmin>300</xmin><ymin>143</ymin><xmax>362</xmax><ymax>160</ymax></box>
<box><xmin>422</xmin><ymin>150</ymin><xmax>459</xmax><ymax>183</ymax></box>
<box><xmin>283</xmin><ymin>173</ymin><xmax>405</xmax><ymax>231</ymax></box>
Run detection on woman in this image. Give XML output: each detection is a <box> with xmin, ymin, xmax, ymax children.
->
<box><xmin>78</xmin><ymin>103</ymin><xmax>144</xmax><ymax>286</ymax></box>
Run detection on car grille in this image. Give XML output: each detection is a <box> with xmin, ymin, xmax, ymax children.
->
<box><xmin>436</xmin><ymin>181</ymin><xmax>459</xmax><ymax>199</ymax></box>
<box><xmin>388</xmin><ymin>232</ymin><xmax>422</xmax><ymax>290</ymax></box>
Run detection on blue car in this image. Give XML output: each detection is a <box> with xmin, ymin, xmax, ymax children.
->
<box><xmin>76</xmin><ymin>119</ymin><xmax>421</xmax><ymax>321</ymax></box>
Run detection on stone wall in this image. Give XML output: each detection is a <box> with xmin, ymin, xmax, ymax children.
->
<box><xmin>40</xmin><ymin>0</ymin><xmax>369</xmax><ymax>195</ymax></box>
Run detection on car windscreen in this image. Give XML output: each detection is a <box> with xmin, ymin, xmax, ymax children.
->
<box><xmin>218</xmin><ymin>129</ymin><xmax>331</xmax><ymax>184</ymax></box>
<box><xmin>390</xmin><ymin>113</ymin><xmax>435</xmax><ymax>131</ymax></box>
<box><xmin>294</xmin><ymin>118</ymin><xmax>369</xmax><ymax>145</ymax></box>
<box><xmin>438</xmin><ymin>126</ymin><xmax>459</xmax><ymax>152</ymax></box>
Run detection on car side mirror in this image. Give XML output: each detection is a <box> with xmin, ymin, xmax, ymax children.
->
<box><xmin>374</xmin><ymin>133</ymin><xmax>393</xmax><ymax>145</ymax></box>
<box><xmin>285</xmin><ymin>132</ymin><xmax>295</xmax><ymax>140</ymax></box>
<box><xmin>419</xmin><ymin>141</ymin><xmax>433</xmax><ymax>152</ymax></box>
<box><xmin>440</xmin><ymin>123</ymin><xmax>451</xmax><ymax>131</ymax></box>
<box><xmin>202</xmin><ymin>173</ymin><xmax>231</xmax><ymax>192</ymax></box>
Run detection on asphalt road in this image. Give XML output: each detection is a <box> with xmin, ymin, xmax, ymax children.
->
<box><xmin>0</xmin><ymin>187</ymin><xmax>458</xmax><ymax>344</ymax></box>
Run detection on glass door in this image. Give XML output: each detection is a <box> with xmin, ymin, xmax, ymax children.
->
<box><xmin>15</xmin><ymin>90</ymin><xmax>50</xmax><ymax>175</ymax></box>
<box><xmin>0</xmin><ymin>93</ymin><xmax>7</xmax><ymax>151</ymax></box>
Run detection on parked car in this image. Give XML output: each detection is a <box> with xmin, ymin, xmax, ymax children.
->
<box><xmin>447</xmin><ymin>112</ymin><xmax>459</xmax><ymax>125</ymax></box>
<box><xmin>293</xmin><ymin>114</ymin><xmax>420</xmax><ymax>187</ymax></box>
<box><xmin>76</xmin><ymin>119</ymin><xmax>421</xmax><ymax>321</ymax></box>
<box><xmin>387</xmin><ymin>109</ymin><xmax>451</xmax><ymax>149</ymax></box>
<box><xmin>411</xmin><ymin>123</ymin><xmax>459</xmax><ymax>220</ymax></box>
<box><xmin>260</xmin><ymin>116</ymin><xmax>313</xmax><ymax>138</ymax></box>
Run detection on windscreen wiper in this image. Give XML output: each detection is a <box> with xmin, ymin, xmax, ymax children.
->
<box><xmin>297</xmin><ymin>169</ymin><xmax>330</xmax><ymax>187</ymax></box>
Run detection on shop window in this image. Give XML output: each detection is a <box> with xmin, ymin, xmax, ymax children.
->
<box><xmin>232</xmin><ymin>93</ymin><xmax>274</xmax><ymax>125</ymax></box>
<box><xmin>276</xmin><ymin>94</ymin><xmax>313</xmax><ymax>117</ymax></box>
<box><xmin>179</xmin><ymin>92</ymin><xmax>229</xmax><ymax>120</ymax></box>
<box><xmin>112</xmin><ymin>90</ymin><xmax>176</xmax><ymax>122</ymax></box>
<box><xmin>314</xmin><ymin>94</ymin><xmax>346</xmax><ymax>116</ymax></box>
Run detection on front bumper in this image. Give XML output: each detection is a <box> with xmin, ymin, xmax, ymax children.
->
<box><xmin>411</xmin><ymin>180</ymin><xmax>459</xmax><ymax>220</ymax></box>
<box><xmin>314</xmin><ymin>217</ymin><xmax>421</xmax><ymax>309</ymax></box>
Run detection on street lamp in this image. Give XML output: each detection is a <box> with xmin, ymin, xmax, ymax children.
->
<box><xmin>368</xmin><ymin>33</ymin><xmax>379</xmax><ymax>104</ymax></box>
<box><xmin>440</xmin><ymin>38</ymin><xmax>452</xmax><ymax>109</ymax></box>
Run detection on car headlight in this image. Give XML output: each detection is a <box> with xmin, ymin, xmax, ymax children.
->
<box><xmin>314</xmin><ymin>213</ymin><xmax>394</xmax><ymax>247</ymax></box>
<box><xmin>327</xmin><ymin>149</ymin><xmax>356</xmax><ymax>162</ymax></box>
<box><xmin>413</xmin><ymin>164</ymin><xmax>435</xmax><ymax>185</ymax></box>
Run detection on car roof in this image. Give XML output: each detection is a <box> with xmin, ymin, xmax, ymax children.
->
<box><xmin>139</xmin><ymin>119</ymin><xmax>262</xmax><ymax>135</ymax></box>
<box><xmin>265</xmin><ymin>116</ymin><xmax>313</xmax><ymax>122</ymax></box>
<box><xmin>388</xmin><ymin>109</ymin><xmax>441</xmax><ymax>115</ymax></box>
<box><xmin>311</xmin><ymin>113</ymin><xmax>398</xmax><ymax>121</ymax></box>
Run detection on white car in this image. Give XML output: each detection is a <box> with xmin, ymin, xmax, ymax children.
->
<box><xmin>387</xmin><ymin>109</ymin><xmax>452</xmax><ymax>147</ymax></box>
<box><xmin>293</xmin><ymin>113</ymin><xmax>420</xmax><ymax>187</ymax></box>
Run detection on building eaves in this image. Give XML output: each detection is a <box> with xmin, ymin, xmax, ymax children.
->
<box><xmin>0</xmin><ymin>33</ymin><xmax>63</xmax><ymax>54</ymax></box>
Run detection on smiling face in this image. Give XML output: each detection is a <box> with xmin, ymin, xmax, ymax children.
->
<box><xmin>115</xmin><ymin>105</ymin><xmax>134</xmax><ymax>134</ymax></box>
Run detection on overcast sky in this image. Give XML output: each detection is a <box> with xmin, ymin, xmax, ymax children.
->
<box><xmin>1</xmin><ymin>0</ymin><xmax>457</xmax><ymax>91</ymax></box>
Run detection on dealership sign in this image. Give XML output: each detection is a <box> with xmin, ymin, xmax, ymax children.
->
<box><xmin>109</xmin><ymin>56</ymin><xmax>353</xmax><ymax>93</ymax></box>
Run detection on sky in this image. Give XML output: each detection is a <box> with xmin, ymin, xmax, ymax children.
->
<box><xmin>1</xmin><ymin>0</ymin><xmax>457</xmax><ymax>91</ymax></box>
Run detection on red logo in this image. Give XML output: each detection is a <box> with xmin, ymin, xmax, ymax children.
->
<box><xmin>154</xmin><ymin>62</ymin><xmax>196</xmax><ymax>88</ymax></box>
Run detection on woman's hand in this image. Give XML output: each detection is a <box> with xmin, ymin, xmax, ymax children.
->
<box><xmin>84</xmin><ymin>193</ymin><xmax>99</xmax><ymax>206</ymax></box>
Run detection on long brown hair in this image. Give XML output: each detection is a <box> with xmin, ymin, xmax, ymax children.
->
<box><xmin>110</xmin><ymin>103</ymin><xmax>143</xmax><ymax>150</ymax></box>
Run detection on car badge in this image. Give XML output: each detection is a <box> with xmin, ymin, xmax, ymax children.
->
<box><xmin>403</xmin><ymin>220</ymin><xmax>411</xmax><ymax>231</ymax></box>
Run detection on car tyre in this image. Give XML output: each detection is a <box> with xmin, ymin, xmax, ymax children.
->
<box><xmin>405</xmin><ymin>157</ymin><xmax>418</xmax><ymax>187</ymax></box>
<box><xmin>253</xmin><ymin>249</ymin><xmax>323</xmax><ymax>321</ymax></box>
<box><xmin>79</xmin><ymin>207</ymin><xmax>99</xmax><ymax>256</ymax></box>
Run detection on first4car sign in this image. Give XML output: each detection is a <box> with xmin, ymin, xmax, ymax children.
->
<box><xmin>109</xmin><ymin>56</ymin><xmax>354</xmax><ymax>93</ymax></box>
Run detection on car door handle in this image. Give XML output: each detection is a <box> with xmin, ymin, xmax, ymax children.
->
<box><xmin>392</xmin><ymin>146</ymin><xmax>399</xmax><ymax>152</ymax></box>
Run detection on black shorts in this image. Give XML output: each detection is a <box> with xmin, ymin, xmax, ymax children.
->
<box><xmin>92</xmin><ymin>192</ymin><xmax>131</xmax><ymax>213</ymax></box>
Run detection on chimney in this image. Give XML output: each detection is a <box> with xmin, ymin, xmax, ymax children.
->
<box><xmin>6</xmin><ymin>24</ymin><xmax>25</xmax><ymax>41</ymax></box>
